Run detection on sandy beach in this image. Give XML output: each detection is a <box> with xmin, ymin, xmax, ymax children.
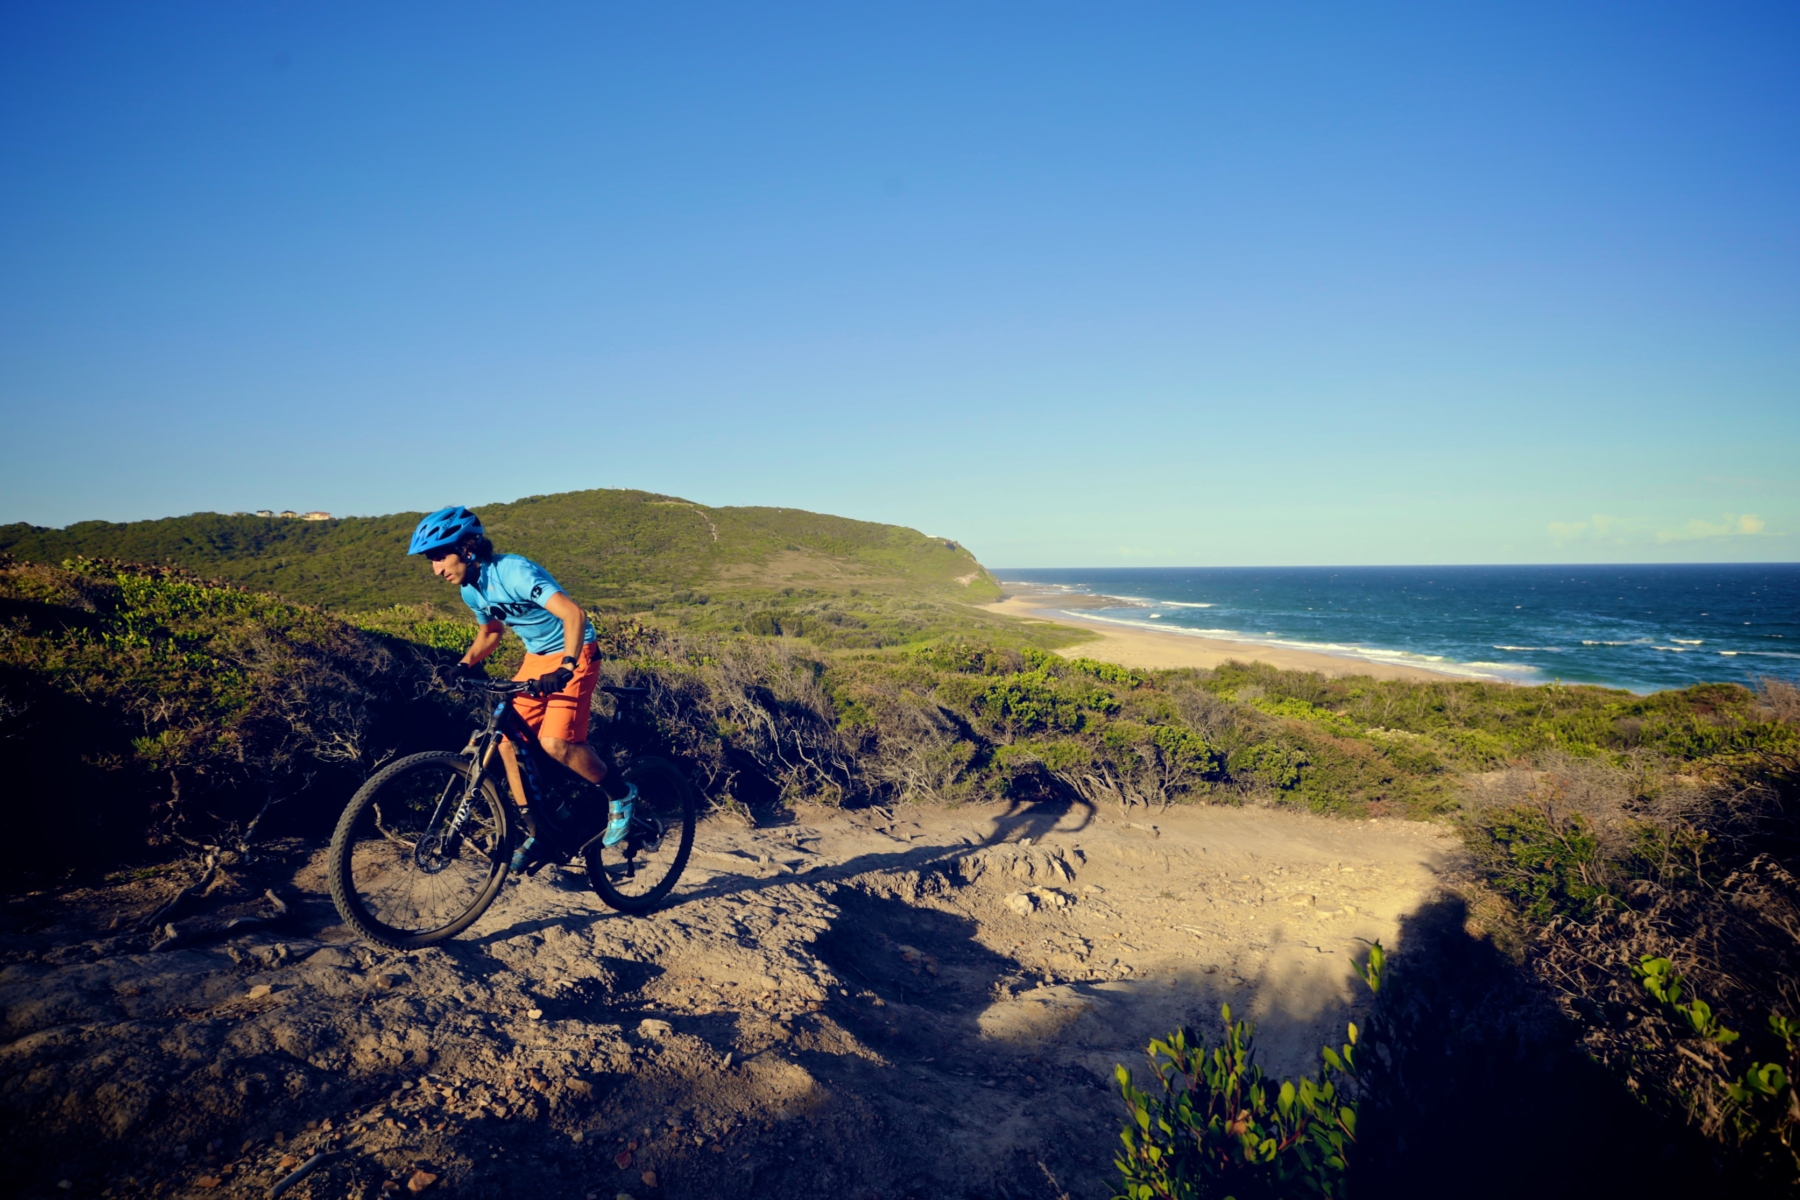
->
<box><xmin>985</xmin><ymin>589</ymin><xmax>1459</xmax><ymax>682</ymax></box>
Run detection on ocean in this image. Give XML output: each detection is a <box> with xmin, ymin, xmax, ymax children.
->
<box><xmin>994</xmin><ymin>565</ymin><xmax>1800</xmax><ymax>694</ymax></box>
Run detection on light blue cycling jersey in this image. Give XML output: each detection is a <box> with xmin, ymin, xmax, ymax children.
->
<box><xmin>460</xmin><ymin>554</ymin><xmax>596</xmax><ymax>656</ymax></box>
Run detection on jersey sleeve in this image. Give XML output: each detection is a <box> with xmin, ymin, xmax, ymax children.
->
<box><xmin>502</xmin><ymin>555</ymin><xmax>566</xmax><ymax>606</ymax></box>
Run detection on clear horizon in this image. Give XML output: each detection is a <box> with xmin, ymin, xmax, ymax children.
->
<box><xmin>3</xmin><ymin>4</ymin><xmax>1796</xmax><ymax>568</ymax></box>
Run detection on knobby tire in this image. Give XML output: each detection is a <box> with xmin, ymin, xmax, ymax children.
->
<box><xmin>586</xmin><ymin>756</ymin><xmax>698</xmax><ymax>914</ymax></box>
<box><xmin>327</xmin><ymin>751</ymin><xmax>511</xmax><ymax>949</ymax></box>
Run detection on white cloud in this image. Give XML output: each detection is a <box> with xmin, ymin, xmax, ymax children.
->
<box><xmin>1548</xmin><ymin>514</ymin><xmax>1625</xmax><ymax>546</ymax></box>
<box><xmin>1547</xmin><ymin>520</ymin><xmax>1588</xmax><ymax>542</ymax></box>
<box><xmin>1655</xmin><ymin>513</ymin><xmax>1777</xmax><ymax>543</ymax></box>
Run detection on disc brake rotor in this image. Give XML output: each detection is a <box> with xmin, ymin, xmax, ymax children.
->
<box><xmin>414</xmin><ymin>833</ymin><xmax>451</xmax><ymax>873</ymax></box>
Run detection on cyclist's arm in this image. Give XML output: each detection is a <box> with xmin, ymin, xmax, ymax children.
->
<box><xmin>461</xmin><ymin>620</ymin><xmax>506</xmax><ymax>666</ymax></box>
<box><xmin>543</xmin><ymin>591</ymin><xmax>587</xmax><ymax>660</ymax></box>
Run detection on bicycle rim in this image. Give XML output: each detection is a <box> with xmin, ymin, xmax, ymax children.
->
<box><xmin>328</xmin><ymin>751</ymin><xmax>510</xmax><ymax>948</ymax></box>
<box><xmin>586</xmin><ymin>756</ymin><xmax>697</xmax><ymax>913</ymax></box>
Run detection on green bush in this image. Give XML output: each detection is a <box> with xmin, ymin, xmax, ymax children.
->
<box><xmin>1113</xmin><ymin>946</ymin><xmax>1379</xmax><ymax>1199</ymax></box>
<box><xmin>1628</xmin><ymin>956</ymin><xmax>1800</xmax><ymax>1184</ymax></box>
<box><xmin>0</xmin><ymin>558</ymin><xmax>464</xmax><ymax>874</ymax></box>
<box><xmin>1464</xmin><ymin>802</ymin><xmax>1611</xmax><ymax>922</ymax></box>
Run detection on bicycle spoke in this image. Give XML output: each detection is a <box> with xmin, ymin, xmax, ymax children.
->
<box><xmin>586</xmin><ymin>758</ymin><xmax>696</xmax><ymax>912</ymax></box>
<box><xmin>330</xmin><ymin>753</ymin><xmax>509</xmax><ymax>947</ymax></box>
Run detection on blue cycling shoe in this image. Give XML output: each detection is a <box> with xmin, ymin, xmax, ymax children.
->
<box><xmin>601</xmin><ymin>784</ymin><xmax>639</xmax><ymax>848</ymax></box>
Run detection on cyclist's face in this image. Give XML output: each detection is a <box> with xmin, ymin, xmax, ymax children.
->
<box><xmin>428</xmin><ymin>549</ymin><xmax>472</xmax><ymax>586</ymax></box>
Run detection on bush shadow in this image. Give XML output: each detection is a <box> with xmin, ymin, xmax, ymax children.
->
<box><xmin>1353</xmin><ymin>893</ymin><xmax>1728</xmax><ymax>1198</ymax></box>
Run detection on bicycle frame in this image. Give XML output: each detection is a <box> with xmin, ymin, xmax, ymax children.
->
<box><xmin>426</xmin><ymin>678</ymin><xmax>646</xmax><ymax>862</ymax></box>
<box><xmin>421</xmin><ymin>691</ymin><xmax>550</xmax><ymax>858</ymax></box>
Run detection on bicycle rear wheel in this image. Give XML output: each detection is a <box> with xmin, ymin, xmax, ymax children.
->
<box><xmin>585</xmin><ymin>756</ymin><xmax>697</xmax><ymax>914</ymax></box>
<box><xmin>328</xmin><ymin>751</ymin><xmax>511</xmax><ymax>948</ymax></box>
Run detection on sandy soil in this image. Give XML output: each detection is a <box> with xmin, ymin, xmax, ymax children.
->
<box><xmin>983</xmin><ymin>592</ymin><xmax>1456</xmax><ymax>682</ymax></box>
<box><xmin>0</xmin><ymin>800</ymin><xmax>1455</xmax><ymax>1200</ymax></box>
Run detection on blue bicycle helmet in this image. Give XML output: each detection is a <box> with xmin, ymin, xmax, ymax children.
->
<box><xmin>408</xmin><ymin>506</ymin><xmax>484</xmax><ymax>556</ymax></box>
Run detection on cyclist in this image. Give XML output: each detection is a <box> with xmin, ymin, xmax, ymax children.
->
<box><xmin>407</xmin><ymin>505</ymin><xmax>635</xmax><ymax>859</ymax></box>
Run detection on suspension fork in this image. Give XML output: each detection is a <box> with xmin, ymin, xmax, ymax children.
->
<box><xmin>423</xmin><ymin>730</ymin><xmax>486</xmax><ymax>838</ymax></box>
<box><xmin>434</xmin><ymin>712</ymin><xmax>508</xmax><ymax>834</ymax></box>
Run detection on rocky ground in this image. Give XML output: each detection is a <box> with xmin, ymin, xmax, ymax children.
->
<box><xmin>0</xmin><ymin>797</ymin><xmax>1455</xmax><ymax>1200</ymax></box>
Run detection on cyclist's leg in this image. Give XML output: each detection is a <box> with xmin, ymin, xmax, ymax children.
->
<box><xmin>538</xmin><ymin>736</ymin><xmax>607</xmax><ymax>784</ymax></box>
<box><xmin>495</xmin><ymin>738</ymin><xmax>529</xmax><ymax>805</ymax></box>
<box><xmin>528</xmin><ymin>646</ymin><xmax>613</xmax><ymax>789</ymax></box>
<box><xmin>500</xmin><ymin>667</ymin><xmax>553</xmax><ymax>807</ymax></box>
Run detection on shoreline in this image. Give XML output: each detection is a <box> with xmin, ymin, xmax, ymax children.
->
<box><xmin>984</xmin><ymin>590</ymin><xmax>1466</xmax><ymax>682</ymax></box>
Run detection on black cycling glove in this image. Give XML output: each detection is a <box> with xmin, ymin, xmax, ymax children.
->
<box><xmin>450</xmin><ymin>662</ymin><xmax>486</xmax><ymax>688</ymax></box>
<box><xmin>528</xmin><ymin>664</ymin><xmax>575</xmax><ymax>697</ymax></box>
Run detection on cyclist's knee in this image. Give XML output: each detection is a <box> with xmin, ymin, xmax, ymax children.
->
<box><xmin>538</xmin><ymin>734</ymin><xmax>571</xmax><ymax>760</ymax></box>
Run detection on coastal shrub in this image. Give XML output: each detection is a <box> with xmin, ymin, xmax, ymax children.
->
<box><xmin>1621</xmin><ymin>956</ymin><xmax>1800</xmax><ymax>1183</ymax></box>
<box><xmin>351</xmin><ymin>603</ymin><xmax>478</xmax><ymax>654</ymax></box>
<box><xmin>1067</xmin><ymin>657</ymin><xmax>1147</xmax><ymax>689</ymax></box>
<box><xmin>1248</xmin><ymin>694</ymin><xmax>1362</xmax><ymax>739</ymax></box>
<box><xmin>1465</xmin><ymin>801</ymin><xmax>1611</xmax><ymax>922</ymax></box>
<box><xmin>991</xmin><ymin>738</ymin><xmax>1091</xmax><ymax>775</ymax></box>
<box><xmin>590</xmin><ymin>629</ymin><xmax>855</xmax><ymax>807</ymax></box>
<box><xmin>973</xmin><ymin>669</ymin><xmax>1086</xmax><ymax>737</ymax></box>
<box><xmin>12</xmin><ymin>555</ymin><xmax>1793</xmax><ymax>893</ymax></box>
<box><xmin>1234</xmin><ymin>743</ymin><xmax>1309</xmax><ymax>791</ymax></box>
<box><xmin>1199</xmin><ymin>660</ymin><xmax>1800</xmax><ymax>775</ymax></box>
<box><xmin>1454</xmin><ymin>689</ymin><xmax>1800</xmax><ymax>1188</ymax></box>
<box><xmin>0</xmin><ymin>558</ymin><xmax>464</xmax><ymax>875</ymax></box>
<box><xmin>1112</xmin><ymin>947</ymin><xmax>1377</xmax><ymax>1200</ymax></box>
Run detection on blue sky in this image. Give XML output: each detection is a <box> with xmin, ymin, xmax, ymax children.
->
<box><xmin>2</xmin><ymin>2</ymin><xmax>1795</xmax><ymax>566</ymax></box>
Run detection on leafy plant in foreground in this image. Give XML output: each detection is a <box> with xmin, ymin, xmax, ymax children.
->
<box><xmin>1629</xmin><ymin>955</ymin><xmax>1800</xmax><ymax>1180</ymax></box>
<box><xmin>1112</xmin><ymin>945</ymin><xmax>1382</xmax><ymax>1199</ymax></box>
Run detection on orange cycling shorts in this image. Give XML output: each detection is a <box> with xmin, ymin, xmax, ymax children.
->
<box><xmin>510</xmin><ymin>643</ymin><xmax>601</xmax><ymax>744</ymax></box>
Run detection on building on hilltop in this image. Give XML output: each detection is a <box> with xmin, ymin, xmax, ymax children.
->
<box><xmin>255</xmin><ymin>510</ymin><xmax>274</xmax><ymax>518</ymax></box>
<box><xmin>278</xmin><ymin>510</ymin><xmax>299</xmax><ymax>519</ymax></box>
<box><xmin>301</xmin><ymin>511</ymin><xmax>331</xmax><ymax>521</ymax></box>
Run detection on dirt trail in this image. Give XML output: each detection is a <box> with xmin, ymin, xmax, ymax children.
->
<box><xmin>1</xmin><ymin>800</ymin><xmax>1455</xmax><ymax>1200</ymax></box>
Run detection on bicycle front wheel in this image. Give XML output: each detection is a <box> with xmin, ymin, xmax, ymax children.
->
<box><xmin>328</xmin><ymin>751</ymin><xmax>511</xmax><ymax>948</ymax></box>
<box><xmin>586</xmin><ymin>756</ymin><xmax>698</xmax><ymax>914</ymax></box>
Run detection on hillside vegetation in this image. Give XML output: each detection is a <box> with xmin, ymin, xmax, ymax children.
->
<box><xmin>0</xmin><ymin>487</ymin><xmax>1002</xmax><ymax>616</ymax></box>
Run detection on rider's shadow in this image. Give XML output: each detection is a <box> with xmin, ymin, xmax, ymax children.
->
<box><xmin>534</xmin><ymin>960</ymin><xmax>664</xmax><ymax>1021</ymax></box>
<box><xmin>450</xmin><ymin>907</ymin><xmax>614</xmax><ymax>963</ymax></box>
<box><xmin>425</xmin><ymin>791</ymin><xmax>1093</xmax><ymax>944</ymax></box>
<box><xmin>662</xmin><ymin>791</ymin><xmax>1095</xmax><ymax>912</ymax></box>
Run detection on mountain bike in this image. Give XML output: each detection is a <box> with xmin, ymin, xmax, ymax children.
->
<box><xmin>326</xmin><ymin>676</ymin><xmax>697</xmax><ymax>949</ymax></box>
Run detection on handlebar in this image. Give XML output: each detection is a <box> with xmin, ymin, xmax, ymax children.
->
<box><xmin>448</xmin><ymin>674</ymin><xmax>649</xmax><ymax>700</ymax></box>
<box><xmin>450</xmin><ymin>674</ymin><xmax>531</xmax><ymax>696</ymax></box>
